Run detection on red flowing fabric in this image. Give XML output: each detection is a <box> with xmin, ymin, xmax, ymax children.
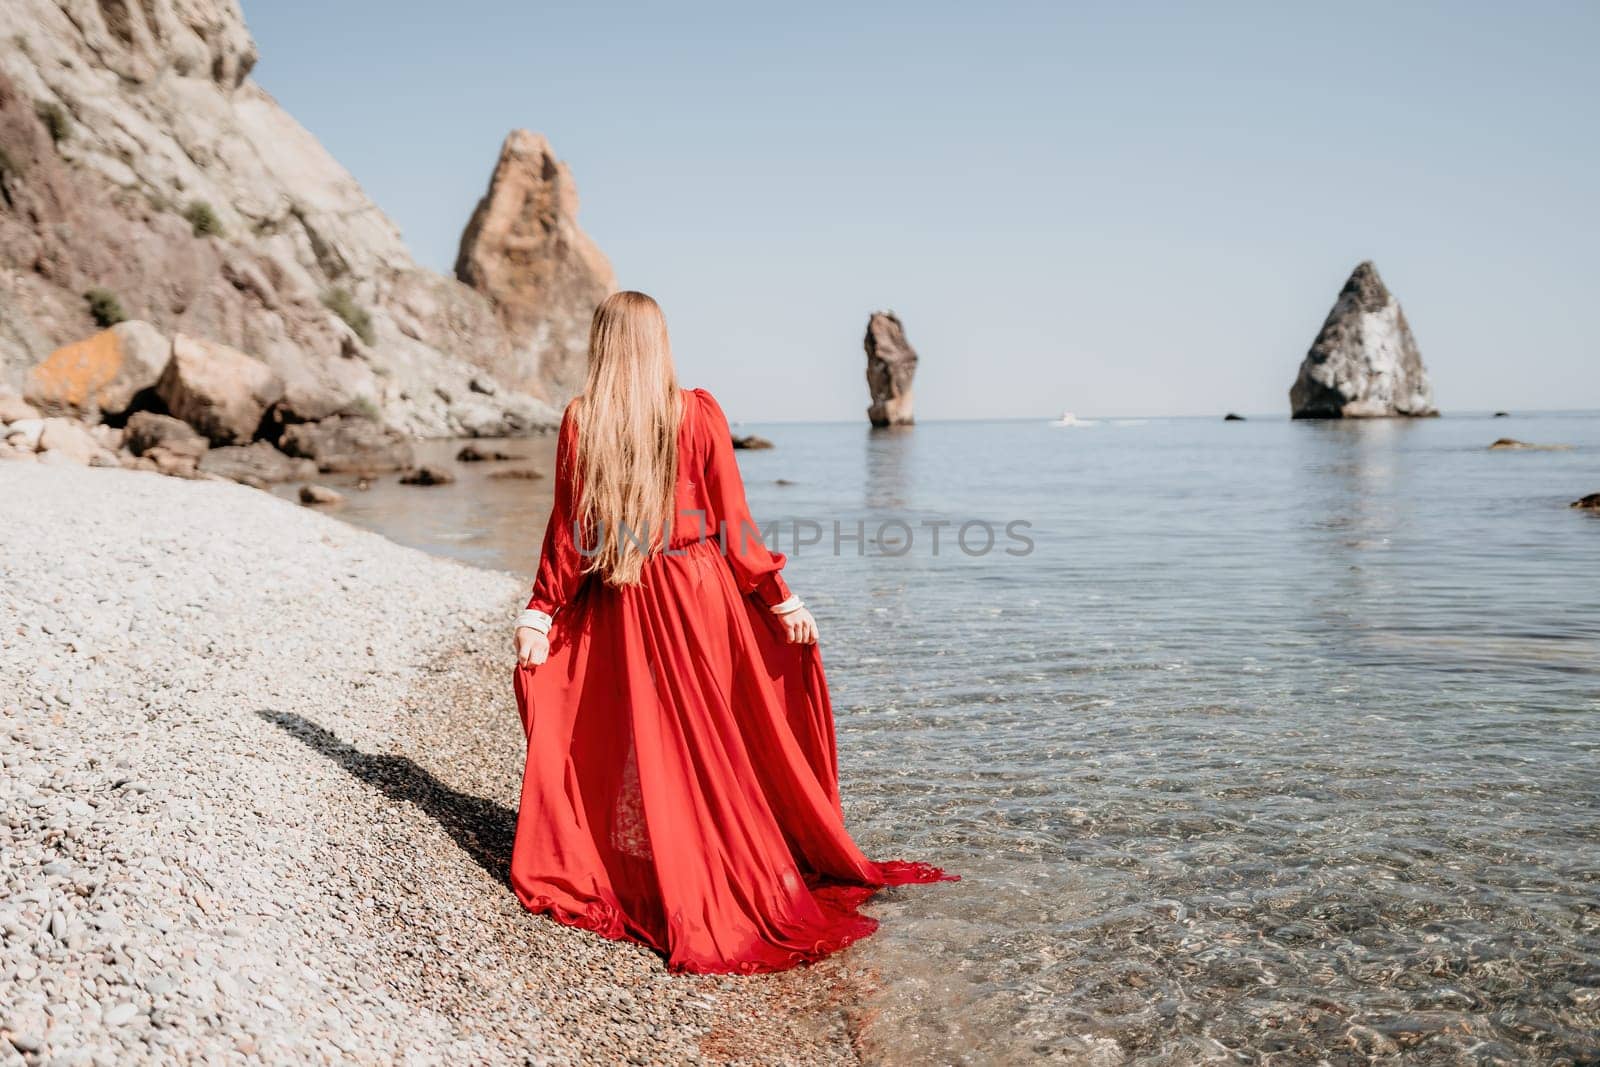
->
<box><xmin>510</xmin><ymin>387</ymin><xmax>954</xmax><ymax>974</ymax></box>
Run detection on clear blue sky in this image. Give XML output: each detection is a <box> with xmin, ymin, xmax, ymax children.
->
<box><xmin>243</xmin><ymin>1</ymin><xmax>1597</xmax><ymax>421</ymax></box>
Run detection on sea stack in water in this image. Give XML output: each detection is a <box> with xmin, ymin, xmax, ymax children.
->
<box><xmin>455</xmin><ymin>130</ymin><xmax>616</xmax><ymax>405</ymax></box>
<box><xmin>1289</xmin><ymin>262</ymin><xmax>1437</xmax><ymax>419</ymax></box>
<box><xmin>864</xmin><ymin>312</ymin><xmax>918</xmax><ymax>427</ymax></box>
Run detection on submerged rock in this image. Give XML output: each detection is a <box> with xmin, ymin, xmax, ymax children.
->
<box><xmin>399</xmin><ymin>465</ymin><xmax>455</xmax><ymax>486</ymax></box>
<box><xmin>1289</xmin><ymin>262</ymin><xmax>1436</xmax><ymax>419</ymax></box>
<box><xmin>298</xmin><ymin>484</ymin><xmax>344</xmax><ymax>506</ymax></box>
<box><xmin>865</xmin><ymin>311</ymin><xmax>918</xmax><ymax>427</ymax></box>
<box><xmin>731</xmin><ymin>434</ymin><xmax>774</xmax><ymax>451</ymax></box>
<box><xmin>279</xmin><ymin>414</ymin><xmax>414</xmax><ymax>473</ymax></box>
<box><xmin>1224</xmin><ymin>413</ymin><xmax>1246</xmax><ymax>421</ymax></box>
<box><xmin>198</xmin><ymin>441</ymin><xmax>317</xmax><ymax>486</ymax></box>
<box><xmin>456</xmin><ymin>443</ymin><xmax>517</xmax><ymax>462</ymax></box>
<box><xmin>1489</xmin><ymin>438</ymin><xmax>1572</xmax><ymax>452</ymax></box>
<box><xmin>487</xmin><ymin>467</ymin><xmax>544</xmax><ymax>481</ymax></box>
<box><xmin>1572</xmin><ymin>493</ymin><xmax>1600</xmax><ymax>511</ymax></box>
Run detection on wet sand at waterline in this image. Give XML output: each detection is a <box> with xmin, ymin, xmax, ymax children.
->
<box><xmin>307</xmin><ymin>411</ymin><xmax>1600</xmax><ymax>1064</ymax></box>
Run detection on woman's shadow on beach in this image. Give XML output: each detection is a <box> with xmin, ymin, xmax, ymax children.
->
<box><xmin>258</xmin><ymin>710</ymin><xmax>514</xmax><ymax>889</ymax></box>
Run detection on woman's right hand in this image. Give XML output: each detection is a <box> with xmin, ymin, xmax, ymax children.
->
<box><xmin>515</xmin><ymin>626</ymin><xmax>550</xmax><ymax>668</ymax></box>
<box><xmin>780</xmin><ymin>606</ymin><xmax>819</xmax><ymax>645</ymax></box>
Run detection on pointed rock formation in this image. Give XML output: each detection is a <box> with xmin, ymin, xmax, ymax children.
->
<box><xmin>455</xmin><ymin>131</ymin><xmax>616</xmax><ymax>404</ymax></box>
<box><xmin>1290</xmin><ymin>262</ymin><xmax>1437</xmax><ymax>419</ymax></box>
<box><xmin>864</xmin><ymin>312</ymin><xmax>918</xmax><ymax>427</ymax></box>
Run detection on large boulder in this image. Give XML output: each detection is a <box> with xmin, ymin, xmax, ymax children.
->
<box><xmin>1290</xmin><ymin>262</ymin><xmax>1437</xmax><ymax>419</ymax></box>
<box><xmin>156</xmin><ymin>335</ymin><xmax>284</xmax><ymax>444</ymax></box>
<box><xmin>198</xmin><ymin>441</ymin><xmax>317</xmax><ymax>486</ymax></box>
<box><xmin>124</xmin><ymin>411</ymin><xmax>210</xmax><ymax>460</ymax></box>
<box><xmin>864</xmin><ymin>311</ymin><xmax>918</xmax><ymax>427</ymax></box>
<box><xmin>454</xmin><ymin>130</ymin><xmax>616</xmax><ymax>403</ymax></box>
<box><xmin>279</xmin><ymin>414</ymin><xmax>414</xmax><ymax>473</ymax></box>
<box><xmin>24</xmin><ymin>322</ymin><xmax>170</xmax><ymax>419</ymax></box>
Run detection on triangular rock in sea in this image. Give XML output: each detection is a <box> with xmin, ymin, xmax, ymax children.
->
<box><xmin>1289</xmin><ymin>261</ymin><xmax>1437</xmax><ymax>418</ymax></box>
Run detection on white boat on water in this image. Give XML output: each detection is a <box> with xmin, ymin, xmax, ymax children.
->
<box><xmin>1051</xmin><ymin>411</ymin><xmax>1099</xmax><ymax>427</ymax></box>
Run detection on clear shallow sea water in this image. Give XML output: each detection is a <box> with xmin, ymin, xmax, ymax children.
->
<box><xmin>286</xmin><ymin>412</ymin><xmax>1600</xmax><ymax>1064</ymax></box>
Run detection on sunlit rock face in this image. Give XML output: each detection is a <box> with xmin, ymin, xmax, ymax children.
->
<box><xmin>1290</xmin><ymin>262</ymin><xmax>1437</xmax><ymax>419</ymax></box>
<box><xmin>455</xmin><ymin>130</ymin><xmax>615</xmax><ymax>406</ymax></box>
<box><xmin>865</xmin><ymin>311</ymin><xmax>918</xmax><ymax>427</ymax></box>
<box><xmin>0</xmin><ymin>0</ymin><xmax>621</xmax><ymax>436</ymax></box>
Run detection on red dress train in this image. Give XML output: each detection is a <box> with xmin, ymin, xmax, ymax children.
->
<box><xmin>510</xmin><ymin>388</ymin><xmax>952</xmax><ymax>974</ymax></box>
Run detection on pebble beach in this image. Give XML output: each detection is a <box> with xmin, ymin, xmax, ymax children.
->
<box><xmin>0</xmin><ymin>462</ymin><xmax>861</xmax><ymax>1065</ymax></box>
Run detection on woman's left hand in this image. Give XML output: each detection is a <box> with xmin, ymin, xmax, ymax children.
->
<box><xmin>780</xmin><ymin>606</ymin><xmax>819</xmax><ymax>645</ymax></box>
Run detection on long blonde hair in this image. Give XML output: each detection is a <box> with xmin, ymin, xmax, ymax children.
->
<box><xmin>573</xmin><ymin>291</ymin><xmax>681</xmax><ymax>587</ymax></box>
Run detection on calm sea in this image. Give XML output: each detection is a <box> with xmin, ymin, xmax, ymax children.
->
<box><xmin>280</xmin><ymin>412</ymin><xmax>1600</xmax><ymax>1064</ymax></box>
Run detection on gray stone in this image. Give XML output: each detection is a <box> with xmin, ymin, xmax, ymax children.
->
<box><xmin>279</xmin><ymin>415</ymin><xmax>414</xmax><ymax>473</ymax></box>
<box><xmin>5</xmin><ymin>417</ymin><xmax>46</xmax><ymax>451</ymax></box>
<box><xmin>124</xmin><ymin>413</ymin><xmax>209</xmax><ymax>460</ymax></box>
<box><xmin>398</xmin><ymin>465</ymin><xmax>455</xmax><ymax>486</ymax></box>
<box><xmin>298</xmin><ymin>484</ymin><xmax>344</xmax><ymax>506</ymax></box>
<box><xmin>36</xmin><ymin>418</ymin><xmax>103</xmax><ymax>464</ymax></box>
<box><xmin>198</xmin><ymin>442</ymin><xmax>317</xmax><ymax>486</ymax></box>
<box><xmin>102</xmin><ymin>1003</ymin><xmax>137</xmax><ymax>1027</ymax></box>
<box><xmin>1290</xmin><ymin>262</ymin><xmax>1437</xmax><ymax>419</ymax></box>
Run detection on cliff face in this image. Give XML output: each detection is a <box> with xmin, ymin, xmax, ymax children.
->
<box><xmin>0</xmin><ymin>0</ymin><xmax>610</xmax><ymax>435</ymax></box>
<box><xmin>1290</xmin><ymin>262</ymin><xmax>1437</xmax><ymax>419</ymax></box>
<box><xmin>455</xmin><ymin>130</ymin><xmax>615</xmax><ymax>405</ymax></box>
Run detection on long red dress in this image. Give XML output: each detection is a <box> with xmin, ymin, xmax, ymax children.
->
<box><xmin>510</xmin><ymin>387</ymin><xmax>952</xmax><ymax>974</ymax></box>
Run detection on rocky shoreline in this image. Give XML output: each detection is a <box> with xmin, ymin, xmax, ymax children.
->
<box><xmin>0</xmin><ymin>462</ymin><xmax>859</xmax><ymax>1065</ymax></box>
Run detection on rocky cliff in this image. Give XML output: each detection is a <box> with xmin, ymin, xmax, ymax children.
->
<box><xmin>864</xmin><ymin>311</ymin><xmax>917</xmax><ymax>426</ymax></box>
<box><xmin>0</xmin><ymin>0</ymin><xmax>611</xmax><ymax>436</ymax></box>
<box><xmin>455</xmin><ymin>130</ymin><xmax>614</xmax><ymax>405</ymax></box>
<box><xmin>1290</xmin><ymin>262</ymin><xmax>1437</xmax><ymax>419</ymax></box>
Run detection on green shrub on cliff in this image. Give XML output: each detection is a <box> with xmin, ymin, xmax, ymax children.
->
<box><xmin>35</xmin><ymin>101</ymin><xmax>71</xmax><ymax>144</ymax></box>
<box><xmin>322</xmin><ymin>288</ymin><xmax>376</xmax><ymax>346</ymax></box>
<box><xmin>344</xmin><ymin>395</ymin><xmax>381</xmax><ymax>420</ymax></box>
<box><xmin>85</xmin><ymin>288</ymin><xmax>126</xmax><ymax>328</ymax></box>
<box><xmin>185</xmin><ymin>200</ymin><xmax>223</xmax><ymax>238</ymax></box>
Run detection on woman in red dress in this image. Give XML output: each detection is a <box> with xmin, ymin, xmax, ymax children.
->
<box><xmin>510</xmin><ymin>291</ymin><xmax>952</xmax><ymax>975</ymax></box>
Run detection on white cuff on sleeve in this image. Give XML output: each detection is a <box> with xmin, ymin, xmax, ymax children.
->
<box><xmin>516</xmin><ymin>608</ymin><xmax>553</xmax><ymax>634</ymax></box>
